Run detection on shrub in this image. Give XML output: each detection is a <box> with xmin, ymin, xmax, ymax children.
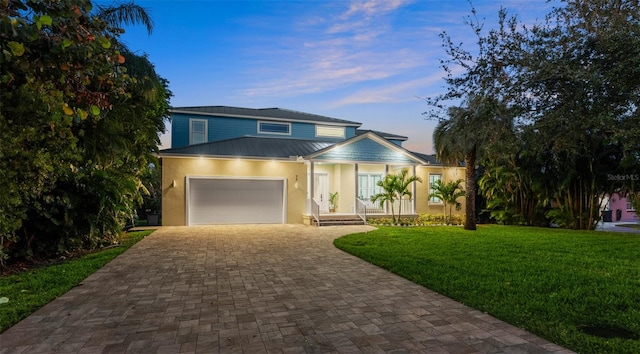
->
<box><xmin>367</xmin><ymin>213</ymin><xmax>464</xmax><ymax>226</ymax></box>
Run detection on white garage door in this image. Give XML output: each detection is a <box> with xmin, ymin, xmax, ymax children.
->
<box><xmin>187</xmin><ymin>177</ymin><xmax>286</xmax><ymax>225</ymax></box>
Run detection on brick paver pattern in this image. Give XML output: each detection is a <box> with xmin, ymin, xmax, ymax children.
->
<box><xmin>0</xmin><ymin>225</ymin><xmax>574</xmax><ymax>353</ymax></box>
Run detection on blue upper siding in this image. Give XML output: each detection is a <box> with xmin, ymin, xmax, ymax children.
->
<box><xmin>313</xmin><ymin>138</ymin><xmax>416</xmax><ymax>163</ymax></box>
<box><xmin>171</xmin><ymin>113</ymin><xmax>357</xmax><ymax>148</ymax></box>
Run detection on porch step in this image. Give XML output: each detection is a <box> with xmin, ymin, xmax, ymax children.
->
<box><xmin>313</xmin><ymin>216</ymin><xmax>366</xmax><ymax>226</ymax></box>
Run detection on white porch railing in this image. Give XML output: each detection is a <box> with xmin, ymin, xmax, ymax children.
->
<box><xmin>310</xmin><ymin>198</ymin><xmax>321</xmax><ymax>226</ymax></box>
<box><xmin>360</xmin><ymin>198</ymin><xmax>385</xmax><ymax>214</ymax></box>
<box><xmin>356</xmin><ymin>198</ymin><xmax>367</xmax><ymax>223</ymax></box>
<box><xmin>359</xmin><ymin>198</ymin><xmax>415</xmax><ymax>215</ymax></box>
<box><xmin>392</xmin><ymin>198</ymin><xmax>415</xmax><ymax>216</ymax></box>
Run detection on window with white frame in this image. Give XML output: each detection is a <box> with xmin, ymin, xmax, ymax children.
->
<box><xmin>628</xmin><ymin>198</ymin><xmax>636</xmax><ymax>211</ymax></box>
<box><xmin>258</xmin><ymin>121</ymin><xmax>291</xmax><ymax>135</ymax></box>
<box><xmin>316</xmin><ymin>125</ymin><xmax>345</xmax><ymax>138</ymax></box>
<box><xmin>358</xmin><ymin>174</ymin><xmax>383</xmax><ymax>200</ymax></box>
<box><xmin>429</xmin><ymin>174</ymin><xmax>442</xmax><ymax>203</ymax></box>
<box><xmin>190</xmin><ymin>119</ymin><xmax>207</xmax><ymax>145</ymax></box>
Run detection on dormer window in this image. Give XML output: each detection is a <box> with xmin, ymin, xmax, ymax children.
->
<box><xmin>258</xmin><ymin>121</ymin><xmax>291</xmax><ymax>135</ymax></box>
<box><xmin>316</xmin><ymin>125</ymin><xmax>345</xmax><ymax>138</ymax></box>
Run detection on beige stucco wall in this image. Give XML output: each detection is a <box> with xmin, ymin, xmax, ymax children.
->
<box><xmin>162</xmin><ymin>157</ymin><xmax>308</xmax><ymax>226</ymax></box>
<box><xmin>312</xmin><ymin>163</ymin><xmax>356</xmax><ymax>213</ymax></box>
<box><xmin>416</xmin><ymin>166</ymin><xmax>466</xmax><ymax>215</ymax></box>
<box><xmin>337</xmin><ymin>164</ymin><xmax>355</xmax><ymax>213</ymax></box>
<box><xmin>162</xmin><ymin>157</ymin><xmax>467</xmax><ymax>225</ymax></box>
<box><xmin>311</xmin><ymin>163</ymin><xmax>466</xmax><ymax>216</ymax></box>
<box><xmin>359</xmin><ymin>164</ymin><xmax>386</xmax><ymax>174</ymax></box>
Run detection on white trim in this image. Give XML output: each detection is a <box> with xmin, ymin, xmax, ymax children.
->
<box><xmin>189</xmin><ymin>118</ymin><xmax>208</xmax><ymax>145</ymax></box>
<box><xmin>185</xmin><ymin>176</ymin><xmax>287</xmax><ymax>225</ymax></box>
<box><xmin>158</xmin><ymin>154</ymin><xmax>296</xmax><ymax>161</ymax></box>
<box><xmin>258</xmin><ymin>121</ymin><xmax>292</xmax><ymax>135</ymax></box>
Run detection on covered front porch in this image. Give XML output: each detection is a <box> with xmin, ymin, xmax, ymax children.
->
<box><xmin>304</xmin><ymin>161</ymin><xmax>420</xmax><ymax>226</ymax></box>
<box><xmin>298</xmin><ymin>131</ymin><xmax>430</xmax><ymax>226</ymax></box>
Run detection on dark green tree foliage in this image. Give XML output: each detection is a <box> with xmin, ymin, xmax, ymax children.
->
<box><xmin>517</xmin><ymin>0</ymin><xmax>640</xmax><ymax>229</ymax></box>
<box><xmin>478</xmin><ymin>126</ymin><xmax>550</xmax><ymax>227</ymax></box>
<box><xmin>0</xmin><ymin>0</ymin><xmax>170</xmax><ymax>263</ymax></box>
<box><xmin>430</xmin><ymin>0</ymin><xmax>640</xmax><ymax>230</ymax></box>
<box><xmin>427</xmin><ymin>8</ymin><xmax>522</xmax><ymax>231</ymax></box>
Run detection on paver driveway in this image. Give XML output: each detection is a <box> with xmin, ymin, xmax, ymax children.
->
<box><xmin>0</xmin><ymin>225</ymin><xmax>573</xmax><ymax>353</ymax></box>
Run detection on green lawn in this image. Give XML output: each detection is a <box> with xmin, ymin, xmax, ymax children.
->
<box><xmin>0</xmin><ymin>230</ymin><xmax>153</xmax><ymax>333</ymax></box>
<box><xmin>334</xmin><ymin>225</ymin><xmax>640</xmax><ymax>354</ymax></box>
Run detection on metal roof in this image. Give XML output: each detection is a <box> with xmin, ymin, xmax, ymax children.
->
<box><xmin>411</xmin><ymin>152</ymin><xmax>447</xmax><ymax>166</ymax></box>
<box><xmin>356</xmin><ymin>129</ymin><xmax>407</xmax><ymax>141</ymax></box>
<box><xmin>160</xmin><ymin>133</ymin><xmax>443</xmax><ymax>166</ymax></box>
<box><xmin>159</xmin><ymin>136</ymin><xmax>335</xmax><ymax>159</ymax></box>
<box><xmin>170</xmin><ymin>106</ymin><xmax>362</xmax><ymax>126</ymax></box>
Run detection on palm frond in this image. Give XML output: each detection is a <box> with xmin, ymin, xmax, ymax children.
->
<box><xmin>97</xmin><ymin>1</ymin><xmax>154</xmax><ymax>35</ymax></box>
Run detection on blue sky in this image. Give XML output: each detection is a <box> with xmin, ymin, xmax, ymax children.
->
<box><xmin>109</xmin><ymin>0</ymin><xmax>553</xmax><ymax>153</ymax></box>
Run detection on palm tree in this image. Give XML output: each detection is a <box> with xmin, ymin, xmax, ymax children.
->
<box><xmin>429</xmin><ymin>179</ymin><xmax>465</xmax><ymax>225</ymax></box>
<box><xmin>371</xmin><ymin>168</ymin><xmax>422</xmax><ymax>224</ymax></box>
<box><xmin>434</xmin><ymin>95</ymin><xmax>510</xmax><ymax>230</ymax></box>
<box><xmin>94</xmin><ymin>1</ymin><xmax>164</xmax><ymax>99</ymax></box>
<box><xmin>371</xmin><ymin>174</ymin><xmax>399</xmax><ymax>223</ymax></box>
<box><xmin>394</xmin><ymin>168</ymin><xmax>422</xmax><ymax>222</ymax></box>
<box><xmin>96</xmin><ymin>1</ymin><xmax>154</xmax><ymax>35</ymax></box>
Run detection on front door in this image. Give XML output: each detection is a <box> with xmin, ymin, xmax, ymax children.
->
<box><xmin>312</xmin><ymin>173</ymin><xmax>330</xmax><ymax>213</ymax></box>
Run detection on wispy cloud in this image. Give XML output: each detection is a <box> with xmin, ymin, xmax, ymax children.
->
<box><xmin>242</xmin><ymin>0</ymin><xmax>427</xmax><ymax>99</ymax></box>
<box><xmin>240</xmin><ymin>0</ymin><xmax>552</xmax><ymax>105</ymax></box>
<box><xmin>329</xmin><ymin>72</ymin><xmax>445</xmax><ymax>107</ymax></box>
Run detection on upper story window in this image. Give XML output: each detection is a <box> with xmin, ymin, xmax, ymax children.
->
<box><xmin>429</xmin><ymin>174</ymin><xmax>442</xmax><ymax>203</ymax></box>
<box><xmin>316</xmin><ymin>125</ymin><xmax>345</xmax><ymax>138</ymax></box>
<box><xmin>258</xmin><ymin>121</ymin><xmax>291</xmax><ymax>135</ymax></box>
<box><xmin>190</xmin><ymin>119</ymin><xmax>207</xmax><ymax>145</ymax></box>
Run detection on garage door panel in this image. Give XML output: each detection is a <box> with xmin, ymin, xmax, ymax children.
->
<box><xmin>188</xmin><ymin>178</ymin><xmax>285</xmax><ymax>225</ymax></box>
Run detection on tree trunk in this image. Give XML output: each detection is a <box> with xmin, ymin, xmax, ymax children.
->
<box><xmin>464</xmin><ymin>149</ymin><xmax>477</xmax><ymax>230</ymax></box>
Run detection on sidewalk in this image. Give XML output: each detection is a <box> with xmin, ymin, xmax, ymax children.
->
<box><xmin>595</xmin><ymin>221</ymin><xmax>640</xmax><ymax>233</ymax></box>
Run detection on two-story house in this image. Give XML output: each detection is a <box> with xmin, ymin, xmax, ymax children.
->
<box><xmin>159</xmin><ymin>106</ymin><xmax>465</xmax><ymax>225</ymax></box>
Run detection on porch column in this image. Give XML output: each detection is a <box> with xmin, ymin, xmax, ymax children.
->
<box><xmin>354</xmin><ymin>163</ymin><xmax>359</xmax><ymax>213</ymax></box>
<box><xmin>412</xmin><ymin>165</ymin><xmax>417</xmax><ymax>214</ymax></box>
<box><xmin>309</xmin><ymin>161</ymin><xmax>314</xmax><ymax>214</ymax></box>
<box><xmin>385</xmin><ymin>164</ymin><xmax>389</xmax><ymax>214</ymax></box>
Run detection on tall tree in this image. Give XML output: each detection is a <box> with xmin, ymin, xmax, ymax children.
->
<box><xmin>0</xmin><ymin>0</ymin><xmax>170</xmax><ymax>265</ymax></box>
<box><xmin>96</xmin><ymin>1</ymin><xmax>153</xmax><ymax>35</ymax></box>
<box><xmin>433</xmin><ymin>96</ymin><xmax>513</xmax><ymax>230</ymax></box>
<box><xmin>514</xmin><ymin>0</ymin><xmax>640</xmax><ymax>229</ymax></box>
<box><xmin>426</xmin><ymin>8</ymin><xmax>522</xmax><ymax>230</ymax></box>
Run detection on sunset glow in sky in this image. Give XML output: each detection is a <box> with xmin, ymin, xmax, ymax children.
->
<box><xmin>110</xmin><ymin>0</ymin><xmax>554</xmax><ymax>153</ymax></box>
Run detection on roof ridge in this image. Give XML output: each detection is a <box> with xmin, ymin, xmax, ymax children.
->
<box><xmin>169</xmin><ymin>105</ymin><xmax>361</xmax><ymax>125</ymax></box>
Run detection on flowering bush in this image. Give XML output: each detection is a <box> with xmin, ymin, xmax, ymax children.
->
<box><xmin>367</xmin><ymin>213</ymin><xmax>464</xmax><ymax>226</ymax></box>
